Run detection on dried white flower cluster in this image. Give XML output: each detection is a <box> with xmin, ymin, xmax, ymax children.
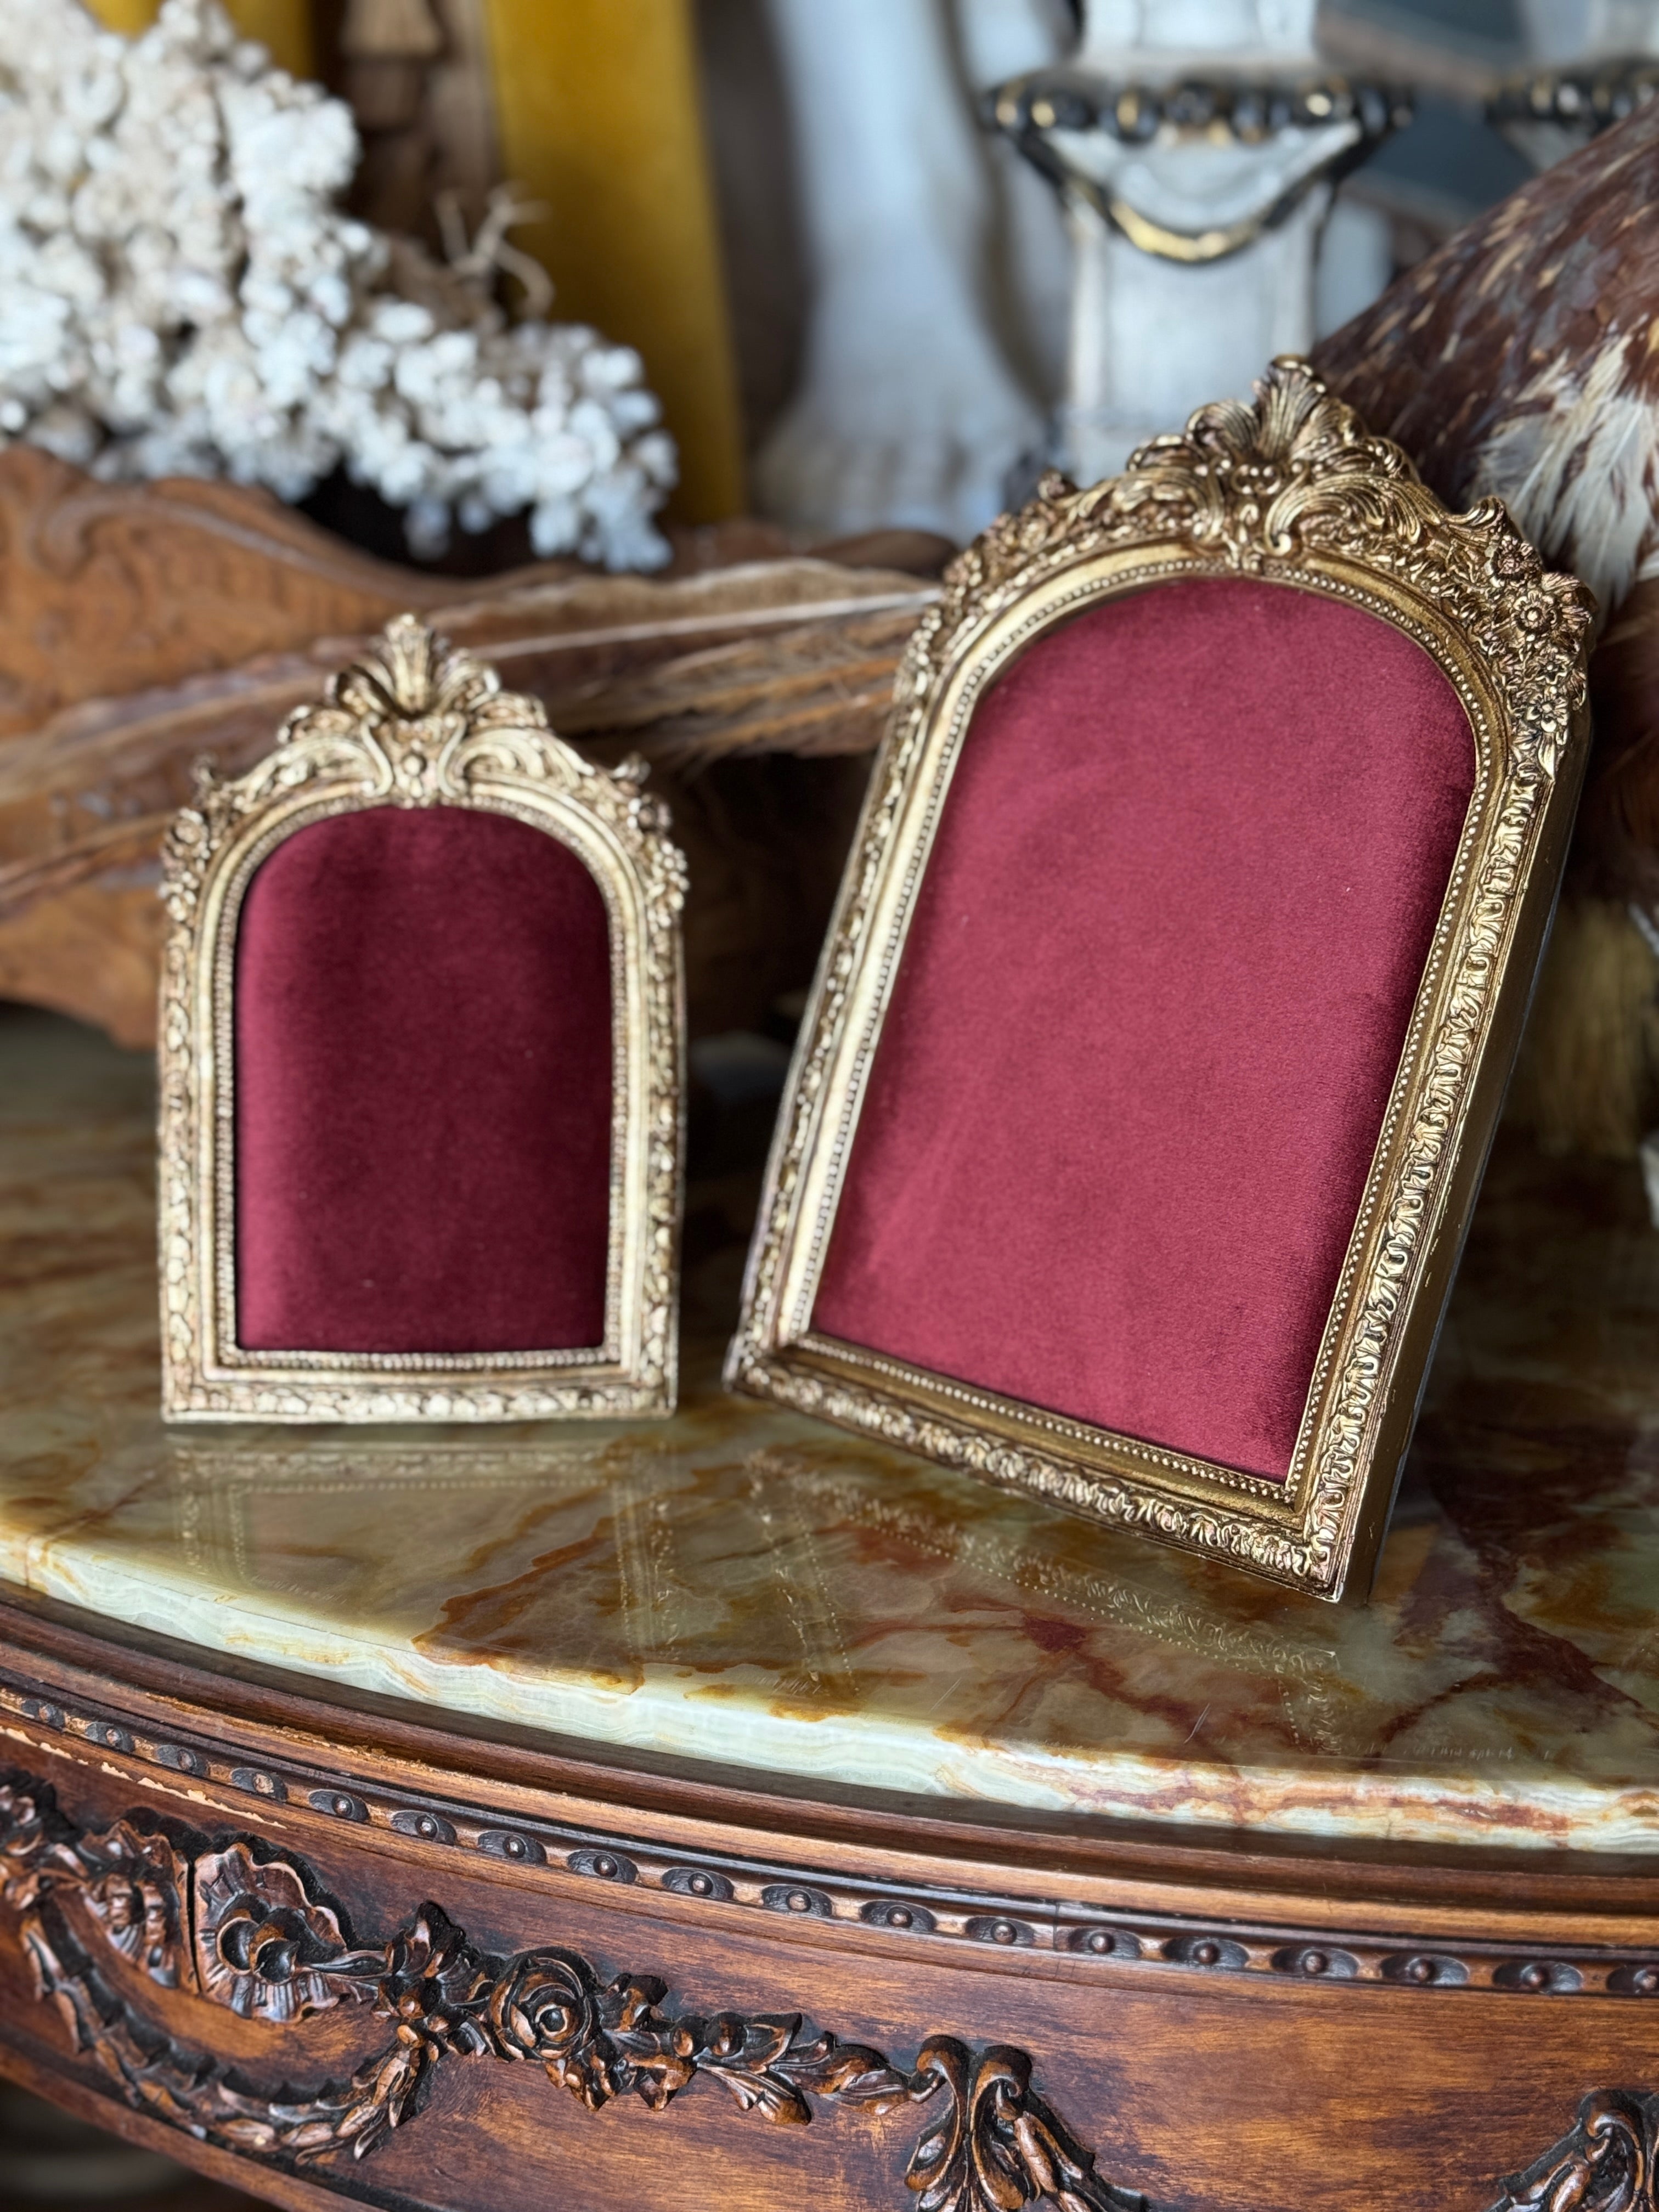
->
<box><xmin>0</xmin><ymin>0</ymin><xmax>676</xmax><ymax>566</ymax></box>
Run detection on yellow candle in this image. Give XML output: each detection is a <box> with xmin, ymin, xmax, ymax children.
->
<box><xmin>84</xmin><ymin>0</ymin><xmax>314</xmax><ymax>78</ymax></box>
<box><xmin>477</xmin><ymin>0</ymin><xmax>746</xmax><ymax>523</ymax></box>
<box><xmin>82</xmin><ymin>0</ymin><xmax>153</xmax><ymax>26</ymax></box>
<box><xmin>83</xmin><ymin>0</ymin><xmax>743</xmax><ymax>524</ymax></box>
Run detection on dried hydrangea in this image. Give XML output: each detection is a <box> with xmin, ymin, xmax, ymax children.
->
<box><xmin>0</xmin><ymin>0</ymin><xmax>676</xmax><ymax>567</ymax></box>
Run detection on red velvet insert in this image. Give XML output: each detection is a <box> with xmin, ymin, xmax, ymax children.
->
<box><xmin>811</xmin><ymin>575</ymin><xmax>1475</xmax><ymax>1481</ymax></box>
<box><xmin>234</xmin><ymin>805</ymin><xmax>613</xmax><ymax>1356</ymax></box>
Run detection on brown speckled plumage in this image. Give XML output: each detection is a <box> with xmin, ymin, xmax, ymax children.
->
<box><xmin>1314</xmin><ymin>99</ymin><xmax>1659</xmax><ymax>618</ymax></box>
<box><xmin>1315</xmin><ymin>103</ymin><xmax>1659</xmax><ymax>1155</ymax></box>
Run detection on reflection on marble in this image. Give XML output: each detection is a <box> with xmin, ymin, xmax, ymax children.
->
<box><xmin>0</xmin><ymin>1006</ymin><xmax>1656</xmax><ymax>1852</ymax></box>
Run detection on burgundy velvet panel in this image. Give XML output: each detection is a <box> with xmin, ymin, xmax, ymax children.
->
<box><xmin>811</xmin><ymin>575</ymin><xmax>1475</xmax><ymax>1481</ymax></box>
<box><xmin>235</xmin><ymin>805</ymin><xmax>613</xmax><ymax>1355</ymax></box>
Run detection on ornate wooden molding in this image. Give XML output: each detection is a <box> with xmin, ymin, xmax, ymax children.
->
<box><xmin>1489</xmin><ymin>2090</ymin><xmax>1659</xmax><ymax>2212</ymax></box>
<box><xmin>7</xmin><ymin>1679</ymin><xmax>1658</xmax><ymax>2003</ymax></box>
<box><xmin>0</xmin><ymin>1769</ymin><xmax>1144</xmax><ymax>2210</ymax></box>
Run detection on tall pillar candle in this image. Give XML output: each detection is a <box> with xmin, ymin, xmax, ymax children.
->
<box><xmin>477</xmin><ymin>0</ymin><xmax>746</xmax><ymax>521</ymax></box>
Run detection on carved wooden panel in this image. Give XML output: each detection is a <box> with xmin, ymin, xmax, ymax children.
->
<box><xmin>0</xmin><ymin>447</ymin><xmax>445</xmax><ymax>742</ymax></box>
<box><xmin>0</xmin><ymin>1763</ymin><xmax>1142</xmax><ymax>2211</ymax></box>
<box><xmin>1</xmin><ymin>1605</ymin><xmax>1658</xmax><ymax>2212</ymax></box>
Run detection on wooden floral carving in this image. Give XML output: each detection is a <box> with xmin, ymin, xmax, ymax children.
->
<box><xmin>191</xmin><ymin>1840</ymin><xmax>387</xmax><ymax>2023</ymax></box>
<box><xmin>0</xmin><ymin>1771</ymin><xmax>1144</xmax><ymax>2210</ymax></box>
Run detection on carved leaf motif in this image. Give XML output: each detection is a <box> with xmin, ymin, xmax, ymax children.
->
<box><xmin>907</xmin><ymin>2040</ymin><xmax>1144</xmax><ymax>2212</ymax></box>
<box><xmin>780</xmin><ymin>2028</ymin><xmax>912</xmax><ymax>2111</ymax></box>
<box><xmin>0</xmin><ymin>1768</ymin><xmax>1144</xmax><ymax>2210</ymax></box>
<box><xmin>680</xmin><ymin>2012</ymin><xmax>817</xmax><ymax>2124</ymax></box>
<box><xmin>193</xmin><ymin>1842</ymin><xmax>385</xmax><ymax>2022</ymax></box>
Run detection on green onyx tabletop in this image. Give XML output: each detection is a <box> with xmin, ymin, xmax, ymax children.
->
<box><xmin>1</xmin><ymin>1005</ymin><xmax>1655</xmax><ymax>1854</ymax></box>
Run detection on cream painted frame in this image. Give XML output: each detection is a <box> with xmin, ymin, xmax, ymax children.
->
<box><xmin>159</xmin><ymin>616</ymin><xmax>685</xmax><ymax>1423</ymax></box>
<box><xmin>727</xmin><ymin>361</ymin><xmax>1594</xmax><ymax>1601</ymax></box>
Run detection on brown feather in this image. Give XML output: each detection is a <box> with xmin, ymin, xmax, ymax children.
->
<box><xmin>1314</xmin><ymin>100</ymin><xmax>1659</xmax><ymax>616</ymax></box>
<box><xmin>1315</xmin><ymin>103</ymin><xmax>1659</xmax><ymax>1155</ymax></box>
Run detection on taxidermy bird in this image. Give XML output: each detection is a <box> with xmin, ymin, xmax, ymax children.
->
<box><xmin>1314</xmin><ymin>98</ymin><xmax>1659</xmax><ymax>1160</ymax></box>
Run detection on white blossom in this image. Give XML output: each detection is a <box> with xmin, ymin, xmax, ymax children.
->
<box><xmin>0</xmin><ymin>0</ymin><xmax>676</xmax><ymax>568</ymax></box>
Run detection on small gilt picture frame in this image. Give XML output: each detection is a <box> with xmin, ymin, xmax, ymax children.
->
<box><xmin>159</xmin><ymin>616</ymin><xmax>685</xmax><ymax>1423</ymax></box>
<box><xmin>729</xmin><ymin>361</ymin><xmax>1593</xmax><ymax>1601</ymax></box>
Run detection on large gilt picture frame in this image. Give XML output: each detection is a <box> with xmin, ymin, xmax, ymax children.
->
<box><xmin>159</xmin><ymin>616</ymin><xmax>685</xmax><ymax>1423</ymax></box>
<box><xmin>728</xmin><ymin>361</ymin><xmax>1593</xmax><ymax>1601</ymax></box>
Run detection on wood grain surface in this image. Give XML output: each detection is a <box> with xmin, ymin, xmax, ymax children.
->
<box><xmin>0</xmin><ymin>447</ymin><xmax>933</xmax><ymax>1044</ymax></box>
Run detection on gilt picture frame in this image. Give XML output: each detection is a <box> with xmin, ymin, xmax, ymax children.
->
<box><xmin>159</xmin><ymin>615</ymin><xmax>685</xmax><ymax>1423</ymax></box>
<box><xmin>727</xmin><ymin>360</ymin><xmax>1593</xmax><ymax>1601</ymax></box>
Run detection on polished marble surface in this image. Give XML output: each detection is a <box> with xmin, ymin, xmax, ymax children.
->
<box><xmin>0</xmin><ymin>1005</ymin><xmax>1656</xmax><ymax>1851</ymax></box>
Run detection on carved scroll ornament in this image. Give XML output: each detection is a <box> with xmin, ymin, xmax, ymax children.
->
<box><xmin>0</xmin><ymin>1773</ymin><xmax>1145</xmax><ymax>2212</ymax></box>
<box><xmin>1489</xmin><ymin>2091</ymin><xmax>1659</xmax><ymax>2212</ymax></box>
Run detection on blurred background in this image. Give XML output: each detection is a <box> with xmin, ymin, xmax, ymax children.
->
<box><xmin>0</xmin><ymin>2079</ymin><xmax>266</xmax><ymax>2212</ymax></box>
<box><xmin>65</xmin><ymin>0</ymin><xmax>1616</xmax><ymax>538</ymax></box>
<box><xmin>0</xmin><ymin>0</ymin><xmax>1635</xmax><ymax>1235</ymax></box>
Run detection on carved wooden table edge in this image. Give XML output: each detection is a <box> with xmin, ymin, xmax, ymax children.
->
<box><xmin>0</xmin><ymin>1764</ymin><xmax>1147</xmax><ymax>2212</ymax></box>
<box><xmin>0</xmin><ymin>1586</ymin><xmax>1655</xmax><ymax>2211</ymax></box>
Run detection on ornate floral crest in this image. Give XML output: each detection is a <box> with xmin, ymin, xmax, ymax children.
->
<box><xmin>161</xmin><ymin>614</ymin><xmax>684</xmax><ymax>922</ymax></box>
<box><xmin>925</xmin><ymin>360</ymin><xmax>1588</xmax><ymax>776</ymax></box>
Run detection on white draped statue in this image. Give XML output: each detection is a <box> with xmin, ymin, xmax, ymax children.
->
<box><xmin>757</xmin><ymin>0</ymin><xmax>1395</xmax><ymax>536</ymax></box>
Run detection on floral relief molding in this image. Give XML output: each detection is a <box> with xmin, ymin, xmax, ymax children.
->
<box><xmin>0</xmin><ymin>1772</ymin><xmax>1145</xmax><ymax>2212</ymax></box>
